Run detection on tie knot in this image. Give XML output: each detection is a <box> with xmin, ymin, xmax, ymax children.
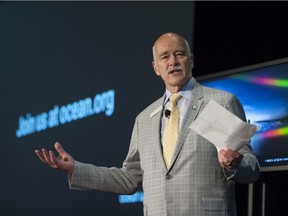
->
<box><xmin>169</xmin><ymin>93</ymin><xmax>182</xmax><ymax>104</ymax></box>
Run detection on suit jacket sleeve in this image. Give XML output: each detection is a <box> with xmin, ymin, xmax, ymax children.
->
<box><xmin>223</xmin><ymin>94</ymin><xmax>260</xmax><ymax>184</ymax></box>
<box><xmin>68</xmin><ymin>121</ymin><xmax>143</xmax><ymax>194</ymax></box>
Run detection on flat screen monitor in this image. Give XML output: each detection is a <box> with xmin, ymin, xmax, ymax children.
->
<box><xmin>196</xmin><ymin>57</ymin><xmax>288</xmax><ymax>172</ymax></box>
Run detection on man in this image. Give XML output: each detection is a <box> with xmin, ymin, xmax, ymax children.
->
<box><xmin>35</xmin><ymin>32</ymin><xmax>260</xmax><ymax>216</ymax></box>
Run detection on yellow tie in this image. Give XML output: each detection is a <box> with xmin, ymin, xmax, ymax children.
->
<box><xmin>163</xmin><ymin>93</ymin><xmax>182</xmax><ymax>168</ymax></box>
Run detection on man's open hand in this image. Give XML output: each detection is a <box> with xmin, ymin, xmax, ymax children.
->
<box><xmin>35</xmin><ymin>142</ymin><xmax>74</xmax><ymax>174</ymax></box>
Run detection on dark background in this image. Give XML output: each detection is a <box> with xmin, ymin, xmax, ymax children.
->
<box><xmin>1</xmin><ymin>1</ymin><xmax>288</xmax><ymax>216</ymax></box>
<box><xmin>0</xmin><ymin>2</ymin><xmax>194</xmax><ymax>216</ymax></box>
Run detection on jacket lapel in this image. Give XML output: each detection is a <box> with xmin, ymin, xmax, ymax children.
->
<box><xmin>169</xmin><ymin>81</ymin><xmax>204</xmax><ymax>170</ymax></box>
<box><xmin>149</xmin><ymin>98</ymin><xmax>168</xmax><ymax>172</ymax></box>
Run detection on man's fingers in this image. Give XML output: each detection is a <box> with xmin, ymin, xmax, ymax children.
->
<box><xmin>54</xmin><ymin>142</ymin><xmax>66</xmax><ymax>156</ymax></box>
<box><xmin>42</xmin><ymin>148</ymin><xmax>53</xmax><ymax>164</ymax></box>
<box><xmin>35</xmin><ymin>150</ymin><xmax>47</xmax><ymax>164</ymax></box>
<box><xmin>49</xmin><ymin>150</ymin><xmax>59</xmax><ymax>168</ymax></box>
<box><xmin>218</xmin><ymin>148</ymin><xmax>243</xmax><ymax>169</ymax></box>
<box><xmin>35</xmin><ymin>143</ymin><xmax>74</xmax><ymax>173</ymax></box>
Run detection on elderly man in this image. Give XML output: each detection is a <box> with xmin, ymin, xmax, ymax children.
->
<box><xmin>36</xmin><ymin>32</ymin><xmax>260</xmax><ymax>216</ymax></box>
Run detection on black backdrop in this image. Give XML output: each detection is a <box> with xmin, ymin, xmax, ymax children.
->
<box><xmin>0</xmin><ymin>2</ymin><xmax>194</xmax><ymax>216</ymax></box>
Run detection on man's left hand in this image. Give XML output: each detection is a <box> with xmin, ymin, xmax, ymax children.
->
<box><xmin>218</xmin><ymin>149</ymin><xmax>243</xmax><ymax>170</ymax></box>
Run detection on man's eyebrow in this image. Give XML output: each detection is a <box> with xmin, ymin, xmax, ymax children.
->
<box><xmin>175</xmin><ymin>49</ymin><xmax>186</xmax><ymax>53</ymax></box>
<box><xmin>157</xmin><ymin>49</ymin><xmax>186</xmax><ymax>58</ymax></box>
<box><xmin>158</xmin><ymin>51</ymin><xmax>168</xmax><ymax>57</ymax></box>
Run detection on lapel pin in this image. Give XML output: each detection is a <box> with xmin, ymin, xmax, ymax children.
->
<box><xmin>192</xmin><ymin>106</ymin><xmax>197</xmax><ymax>110</ymax></box>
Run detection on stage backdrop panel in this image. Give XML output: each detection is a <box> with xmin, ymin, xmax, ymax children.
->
<box><xmin>0</xmin><ymin>2</ymin><xmax>194</xmax><ymax>216</ymax></box>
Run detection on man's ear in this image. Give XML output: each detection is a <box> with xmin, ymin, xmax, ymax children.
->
<box><xmin>152</xmin><ymin>61</ymin><xmax>160</xmax><ymax>76</ymax></box>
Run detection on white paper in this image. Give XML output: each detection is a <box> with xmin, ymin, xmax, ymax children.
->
<box><xmin>190</xmin><ymin>99</ymin><xmax>258</xmax><ymax>151</ymax></box>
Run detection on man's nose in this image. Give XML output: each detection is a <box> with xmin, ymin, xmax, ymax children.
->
<box><xmin>168</xmin><ymin>55</ymin><xmax>179</xmax><ymax>66</ymax></box>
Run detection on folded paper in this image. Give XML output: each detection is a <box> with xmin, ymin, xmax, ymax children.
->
<box><xmin>190</xmin><ymin>99</ymin><xmax>257</xmax><ymax>151</ymax></box>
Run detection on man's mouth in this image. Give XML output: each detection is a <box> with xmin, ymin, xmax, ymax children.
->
<box><xmin>168</xmin><ymin>68</ymin><xmax>182</xmax><ymax>74</ymax></box>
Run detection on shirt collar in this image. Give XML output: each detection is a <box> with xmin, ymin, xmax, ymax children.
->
<box><xmin>164</xmin><ymin>77</ymin><xmax>195</xmax><ymax>105</ymax></box>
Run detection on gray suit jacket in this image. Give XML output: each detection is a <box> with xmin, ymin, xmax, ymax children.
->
<box><xmin>70</xmin><ymin>80</ymin><xmax>260</xmax><ymax>216</ymax></box>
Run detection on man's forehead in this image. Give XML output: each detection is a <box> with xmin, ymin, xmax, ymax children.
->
<box><xmin>157</xmin><ymin>47</ymin><xmax>186</xmax><ymax>55</ymax></box>
<box><xmin>155</xmin><ymin>42</ymin><xmax>187</xmax><ymax>55</ymax></box>
<box><xmin>152</xmin><ymin>33</ymin><xmax>190</xmax><ymax>58</ymax></box>
<box><xmin>155</xmin><ymin>35</ymin><xmax>186</xmax><ymax>48</ymax></box>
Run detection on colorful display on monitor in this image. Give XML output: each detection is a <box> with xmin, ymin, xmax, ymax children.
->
<box><xmin>198</xmin><ymin>58</ymin><xmax>288</xmax><ymax>171</ymax></box>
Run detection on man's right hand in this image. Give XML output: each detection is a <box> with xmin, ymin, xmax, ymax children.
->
<box><xmin>35</xmin><ymin>142</ymin><xmax>75</xmax><ymax>174</ymax></box>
